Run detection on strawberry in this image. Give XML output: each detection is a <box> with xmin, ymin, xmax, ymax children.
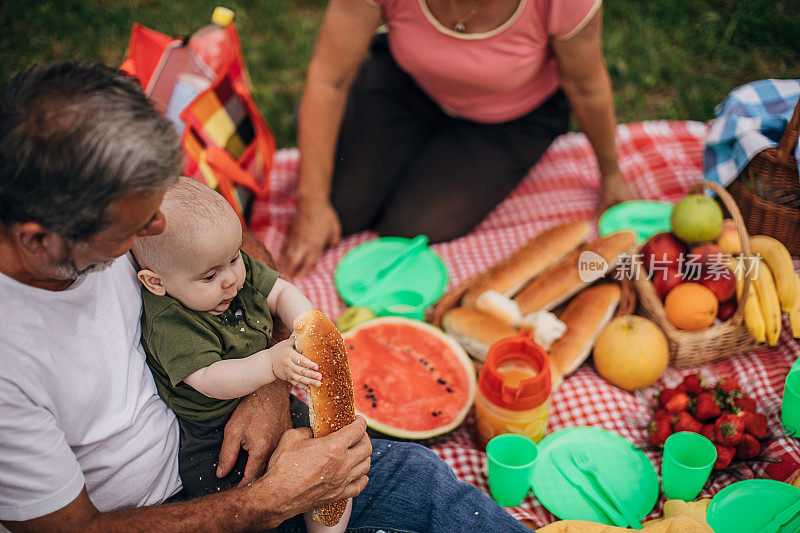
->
<box><xmin>735</xmin><ymin>433</ymin><xmax>762</xmax><ymax>460</ymax></box>
<box><xmin>659</xmin><ymin>388</ymin><xmax>682</xmax><ymax>408</ymax></box>
<box><xmin>665</xmin><ymin>392</ymin><xmax>690</xmax><ymax>414</ymax></box>
<box><xmin>648</xmin><ymin>417</ymin><xmax>672</xmax><ymax>447</ymax></box>
<box><xmin>715</xmin><ymin>377</ymin><xmax>740</xmax><ymax>395</ymax></box>
<box><xmin>681</xmin><ymin>374</ymin><xmax>706</xmax><ymax>395</ymax></box>
<box><xmin>714</xmin><ymin>444</ymin><xmax>736</xmax><ymax>470</ymax></box>
<box><xmin>715</xmin><ymin>414</ymin><xmax>745</xmax><ymax>446</ymax></box>
<box><xmin>691</xmin><ymin>392</ymin><xmax>722</xmax><ymax>421</ymax></box>
<box><xmin>654</xmin><ymin>408</ymin><xmax>671</xmax><ymax>423</ymax></box>
<box><xmin>673</xmin><ymin>412</ymin><xmax>704</xmax><ymax>433</ymax></box>
<box><xmin>733</xmin><ymin>395</ymin><xmax>757</xmax><ymax>413</ymax></box>
<box><xmin>701</xmin><ymin>423</ymin><xmax>716</xmax><ymax>442</ymax></box>
<box><xmin>741</xmin><ymin>411</ymin><xmax>767</xmax><ymax>440</ymax></box>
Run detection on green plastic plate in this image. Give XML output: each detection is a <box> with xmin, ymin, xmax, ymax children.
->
<box><xmin>598</xmin><ymin>200</ymin><xmax>674</xmax><ymax>243</ymax></box>
<box><xmin>530</xmin><ymin>427</ymin><xmax>658</xmax><ymax>524</ymax></box>
<box><xmin>790</xmin><ymin>358</ymin><xmax>800</xmax><ymax>374</ymax></box>
<box><xmin>334</xmin><ymin>236</ymin><xmax>448</xmax><ymax>318</ymax></box>
<box><xmin>707</xmin><ymin>479</ymin><xmax>800</xmax><ymax>532</ymax></box>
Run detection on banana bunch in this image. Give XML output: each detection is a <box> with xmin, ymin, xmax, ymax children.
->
<box><xmin>736</xmin><ymin>235</ymin><xmax>799</xmax><ymax>345</ymax></box>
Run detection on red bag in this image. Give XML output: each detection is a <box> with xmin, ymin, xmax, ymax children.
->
<box><xmin>120</xmin><ymin>21</ymin><xmax>274</xmax><ymax>225</ymax></box>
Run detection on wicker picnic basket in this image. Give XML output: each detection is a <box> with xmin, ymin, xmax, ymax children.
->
<box><xmin>633</xmin><ymin>181</ymin><xmax>758</xmax><ymax>368</ymax></box>
<box><xmin>728</xmin><ymin>98</ymin><xmax>800</xmax><ymax>255</ymax></box>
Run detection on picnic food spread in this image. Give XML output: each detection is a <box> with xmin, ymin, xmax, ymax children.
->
<box><xmin>321</xmin><ymin>181</ymin><xmax>800</xmax><ymax>528</ymax></box>
<box><xmin>293</xmin><ymin>310</ymin><xmax>355</xmax><ymax>526</ymax></box>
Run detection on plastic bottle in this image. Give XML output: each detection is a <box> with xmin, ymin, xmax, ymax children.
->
<box><xmin>474</xmin><ymin>332</ymin><xmax>552</xmax><ymax>449</ymax></box>
<box><xmin>189</xmin><ymin>6</ymin><xmax>236</xmax><ymax>77</ymax></box>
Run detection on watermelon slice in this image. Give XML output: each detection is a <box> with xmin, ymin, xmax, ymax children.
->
<box><xmin>342</xmin><ymin>317</ymin><xmax>476</xmax><ymax>441</ymax></box>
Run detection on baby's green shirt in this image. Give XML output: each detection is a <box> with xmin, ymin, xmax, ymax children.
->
<box><xmin>140</xmin><ymin>251</ymin><xmax>279</xmax><ymax>421</ymax></box>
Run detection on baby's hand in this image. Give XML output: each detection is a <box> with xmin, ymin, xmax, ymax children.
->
<box><xmin>271</xmin><ymin>336</ymin><xmax>322</xmax><ymax>390</ymax></box>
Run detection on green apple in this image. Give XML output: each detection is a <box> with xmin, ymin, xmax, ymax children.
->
<box><xmin>671</xmin><ymin>194</ymin><xmax>723</xmax><ymax>243</ymax></box>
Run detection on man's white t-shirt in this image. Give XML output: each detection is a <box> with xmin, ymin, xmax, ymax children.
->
<box><xmin>0</xmin><ymin>255</ymin><xmax>182</xmax><ymax>521</ymax></box>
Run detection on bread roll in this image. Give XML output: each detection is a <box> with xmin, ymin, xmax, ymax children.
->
<box><xmin>474</xmin><ymin>290</ymin><xmax>523</xmax><ymax>326</ymax></box>
<box><xmin>513</xmin><ymin>231</ymin><xmax>636</xmax><ymax>314</ymax></box>
<box><xmin>441</xmin><ymin>307</ymin><xmax>517</xmax><ymax>362</ymax></box>
<box><xmin>293</xmin><ymin>310</ymin><xmax>356</xmax><ymax>527</ymax></box>
<box><xmin>461</xmin><ymin>221</ymin><xmax>591</xmax><ymax>308</ymax></box>
<box><xmin>548</xmin><ymin>283</ymin><xmax>620</xmax><ymax>375</ymax></box>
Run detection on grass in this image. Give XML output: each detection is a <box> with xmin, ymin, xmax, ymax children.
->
<box><xmin>1</xmin><ymin>0</ymin><xmax>798</xmax><ymax>147</ymax></box>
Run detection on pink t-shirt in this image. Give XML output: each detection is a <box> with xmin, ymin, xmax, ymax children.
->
<box><xmin>368</xmin><ymin>0</ymin><xmax>601</xmax><ymax>123</ymax></box>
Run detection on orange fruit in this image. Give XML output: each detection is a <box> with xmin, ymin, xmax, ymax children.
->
<box><xmin>664</xmin><ymin>282</ymin><xmax>718</xmax><ymax>331</ymax></box>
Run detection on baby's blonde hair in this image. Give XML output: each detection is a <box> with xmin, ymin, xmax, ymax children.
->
<box><xmin>132</xmin><ymin>177</ymin><xmax>238</xmax><ymax>273</ymax></box>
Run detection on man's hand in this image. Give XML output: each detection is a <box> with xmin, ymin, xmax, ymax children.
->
<box><xmin>218</xmin><ymin>380</ymin><xmax>291</xmax><ymax>486</ymax></box>
<box><xmin>256</xmin><ymin>416</ymin><xmax>371</xmax><ymax>522</ymax></box>
<box><xmin>599</xmin><ymin>169</ymin><xmax>635</xmax><ymax>212</ymax></box>
<box><xmin>280</xmin><ymin>199</ymin><xmax>341</xmax><ymax>279</ymax></box>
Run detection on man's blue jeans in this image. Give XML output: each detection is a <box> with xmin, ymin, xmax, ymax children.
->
<box><xmin>275</xmin><ymin>439</ymin><xmax>531</xmax><ymax>532</ymax></box>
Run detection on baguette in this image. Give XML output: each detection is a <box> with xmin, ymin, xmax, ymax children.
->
<box><xmin>548</xmin><ymin>283</ymin><xmax>620</xmax><ymax>375</ymax></box>
<box><xmin>513</xmin><ymin>231</ymin><xmax>636</xmax><ymax>314</ymax></box>
<box><xmin>461</xmin><ymin>221</ymin><xmax>591</xmax><ymax>308</ymax></box>
<box><xmin>441</xmin><ymin>307</ymin><xmax>517</xmax><ymax>362</ymax></box>
<box><xmin>293</xmin><ymin>310</ymin><xmax>356</xmax><ymax>527</ymax></box>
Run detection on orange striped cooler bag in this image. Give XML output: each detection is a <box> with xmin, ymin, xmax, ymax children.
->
<box><xmin>120</xmin><ymin>20</ymin><xmax>274</xmax><ymax>225</ymax></box>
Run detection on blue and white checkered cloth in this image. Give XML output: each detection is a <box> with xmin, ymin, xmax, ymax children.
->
<box><xmin>703</xmin><ymin>79</ymin><xmax>800</xmax><ymax>186</ymax></box>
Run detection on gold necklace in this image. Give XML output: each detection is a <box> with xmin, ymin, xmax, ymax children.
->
<box><xmin>446</xmin><ymin>0</ymin><xmax>481</xmax><ymax>33</ymax></box>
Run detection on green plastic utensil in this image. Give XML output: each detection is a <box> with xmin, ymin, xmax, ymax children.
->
<box><xmin>335</xmin><ymin>236</ymin><xmax>448</xmax><ymax>320</ymax></box>
<box><xmin>598</xmin><ymin>200</ymin><xmax>674</xmax><ymax>243</ymax></box>
<box><xmin>707</xmin><ymin>479</ymin><xmax>800</xmax><ymax>533</ymax></box>
<box><xmin>661</xmin><ymin>432</ymin><xmax>716</xmax><ymax>501</ymax></box>
<box><xmin>530</xmin><ymin>427</ymin><xmax>659</xmax><ymax>524</ymax></box>
<box><xmin>486</xmin><ymin>434</ymin><xmax>539</xmax><ymax>507</ymax></box>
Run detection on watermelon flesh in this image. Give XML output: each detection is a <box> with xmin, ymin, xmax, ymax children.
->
<box><xmin>343</xmin><ymin>318</ymin><xmax>476</xmax><ymax>441</ymax></box>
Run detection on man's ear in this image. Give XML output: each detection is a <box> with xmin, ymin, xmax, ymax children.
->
<box><xmin>137</xmin><ymin>269</ymin><xmax>166</xmax><ymax>296</ymax></box>
<box><xmin>14</xmin><ymin>222</ymin><xmax>52</xmax><ymax>254</ymax></box>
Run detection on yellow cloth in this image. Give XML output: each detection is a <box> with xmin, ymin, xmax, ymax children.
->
<box><xmin>537</xmin><ymin>500</ymin><xmax>712</xmax><ymax>533</ymax></box>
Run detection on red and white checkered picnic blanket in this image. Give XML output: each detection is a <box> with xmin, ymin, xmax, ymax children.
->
<box><xmin>250</xmin><ymin>121</ymin><xmax>800</xmax><ymax>527</ymax></box>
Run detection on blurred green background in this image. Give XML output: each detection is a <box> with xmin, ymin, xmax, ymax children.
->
<box><xmin>1</xmin><ymin>0</ymin><xmax>798</xmax><ymax>148</ymax></box>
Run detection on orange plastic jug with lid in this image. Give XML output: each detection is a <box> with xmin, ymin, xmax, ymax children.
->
<box><xmin>474</xmin><ymin>331</ymin><xmax>552</xmax><ymax>449</ymax></box>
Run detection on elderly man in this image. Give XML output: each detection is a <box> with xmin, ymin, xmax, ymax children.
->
<box><xmin>0</xmin><ymin>60</ymin><xmax>531</xmax><ymax>532</ymax></box>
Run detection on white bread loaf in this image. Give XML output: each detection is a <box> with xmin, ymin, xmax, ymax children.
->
<box><xmin>293</xmin><ymin>310</ymin><xmax>355</xmax><ymax>527</ymax></box>
<box><xmin>513</xmin><ymin>231</ymin><xmax>636</xmax><ymax>314</ymax></box>
<box><xmin>548</xmin><ymin>283</ymin><xmax>620</xmax><ymax>375</ymax></box>
<box><xmin>461</xmin><ymin>221</ymin><xmax>591</xmax><ymax>308</ymax></box>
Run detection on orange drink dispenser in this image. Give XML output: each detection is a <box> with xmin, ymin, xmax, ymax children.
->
<box><xmin>475</xmin><ymin>332</ymin><xmax>552</xmax><ymax>449</ymax></box>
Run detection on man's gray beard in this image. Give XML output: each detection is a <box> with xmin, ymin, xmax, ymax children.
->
<box><xmin>52</xmin><ymin>257</ymin><xmax>115</xmax><ymax>280</ymax></box>
<box><xmin>51</xmin><ymin>239</ymin><xmax>115</xmax><ymax>280</ymax></box>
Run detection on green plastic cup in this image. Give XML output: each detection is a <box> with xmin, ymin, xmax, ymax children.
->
<box><xmin>486</xmin><ymin>433</ymin><xmax>538</xmax><ymax>507</ymax></box>
<box><xmin>661</xmin><ymin>432</ymin><xmax>717</xmax><ymax>501</ymax></box>
<box><xmin>782</xmin><ymin>372</ymin><xmax>800</xmax><ymax>435</ymax></box>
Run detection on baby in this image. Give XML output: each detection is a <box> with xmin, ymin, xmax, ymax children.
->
<box><xmin>131</xmin><ymin>177</ymin><xmax>351</xmax><ymax>532</ymax></box>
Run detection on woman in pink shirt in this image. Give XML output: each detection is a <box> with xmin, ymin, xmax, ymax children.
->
<box><xmin>281</xmin><ymin>0</ymin><xmax>634</xmax><ymax>277</ymax></box>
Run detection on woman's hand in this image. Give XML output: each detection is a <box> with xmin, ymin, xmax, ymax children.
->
<box><xmin>599</xmin><ymin>169</ymin><xmax>635</xmax><ymax>212</ymax></box>
<box><xmin>280</xmin><ymin>199</ymin><xmax>342</xmax><ymax>278</ymax></box>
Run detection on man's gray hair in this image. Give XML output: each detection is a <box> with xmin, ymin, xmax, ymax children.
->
<box><xmin>0</xmin><ymin>60</ymin><xmax>182</xmax><ymax>239</ymax></box>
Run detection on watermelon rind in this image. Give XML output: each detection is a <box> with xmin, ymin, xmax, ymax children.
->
<box><xmin>343</xmin><ymin>317</ymin><xmax>476</xmax><ymax>441</ymax></box>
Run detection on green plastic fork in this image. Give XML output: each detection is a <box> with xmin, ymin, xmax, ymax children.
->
<box><xmin>570</xmin><ymin>446</ymin><xmax>643</xmax><ymax>530</ymax></box>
